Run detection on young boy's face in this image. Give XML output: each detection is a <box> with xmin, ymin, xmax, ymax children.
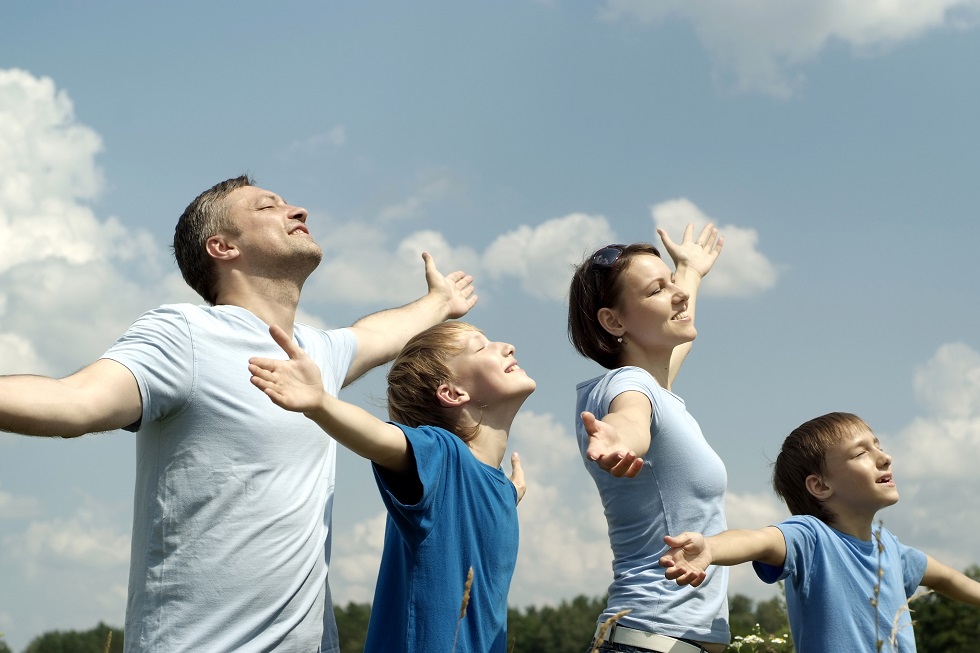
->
<box><xmin>818</xmin><ymin>424</ymin><xmax>899</xmax><ymax>518</ymax></box>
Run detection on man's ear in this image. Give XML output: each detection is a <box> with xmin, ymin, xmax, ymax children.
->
<box><xmin>436</xmin><ymin>383</ymin><xmax>470</xmax><ymax>408</ymax></box>
<box><xmin>596</xmin><ymin>307</ymin><xmax>624</xmax><ymax>338</ymax></box>
<box><xmin>206</xmin><ymin>234</ymin><xmax>240</xmax><ymax>262</ymax></box>
<box><xmin>805</xmin><ymin>474</ymin><xmax>833</xmax><ymax>501</ymax></box>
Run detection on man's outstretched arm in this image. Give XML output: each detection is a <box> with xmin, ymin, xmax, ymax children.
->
<box><xmin>0</xmin><ymin>359</ymin><xmax>142</xmax><ymax>437</ymax></box>
<box><xmin>344</xmin><ymin>252</ymin><xmax>477</xmax><ymax>386</ymax></box>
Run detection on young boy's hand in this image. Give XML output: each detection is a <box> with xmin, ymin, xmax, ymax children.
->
<box><xmin>508</xmin><ymin>452</ymin><xmax>526</xmax><ymax>504</ymax></box>
<box><xmin>582</xmin><ymin>411</ymin><xmax>644</xmax><ymax>478</ymax></box>
<box><xmin>249</xmin><ymin>325</ymin><xmax>326</xmax><ymax>413</ymax></box>
<box><xmin>659</xmin><ymin>532</ymin><xmax>711</xmax><ymax>587</ymax></box>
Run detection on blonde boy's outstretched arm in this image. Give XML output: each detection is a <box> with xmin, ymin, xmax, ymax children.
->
<box><xmin>921</xmin><ymin>556</ymin><xmax>980</xmax><ymax>605</ymax></box>
<box><xmin>249</xmin><ymin>325</ymin><xmax>411</xmax><ymax>473</ymax></box>
<box><xmin>659</xmin><ymin>527</ymin><xmax>787</xmax><ymax>587</ymax></box>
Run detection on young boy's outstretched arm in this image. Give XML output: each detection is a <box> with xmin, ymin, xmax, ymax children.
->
<box><xmin>659</xmin><ymin>528</ymin><xmax>788</xmax><ymax>587</ymax></box>
<box><xmin>249</xmin><ymin>324</ymin><xmax>412</xmax><ymax>473</ymax></box>
<box><xmin>921</xmin><ymin>556</ymin><xmax>980</xmax><ymax>605</ymax></box>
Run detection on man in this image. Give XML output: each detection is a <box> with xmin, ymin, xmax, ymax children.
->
<box><xmin>0</xmin><ymin>175</ymin><xmax>477</xmax><ymax>652</ymax></box>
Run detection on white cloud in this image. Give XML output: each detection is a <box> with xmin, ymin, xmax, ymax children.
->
<box><xmin>330</xmin><ymin>511</ymin><xmax>387</xmax><ymax>604</ymax></box>
<box><xmin>0</xmin><ymin>487</ymin><xmax>41</xmax><ymax>518</ymax></box>
<box><xmin>483</xmin><ymin>213</ymin><xmax>615</xmax><ymax>300</ymax></box>
<box><xmin>0</xmin><ymin>68</ymin><xmax>180</xmax><ymax>374</ymax></box>
<box><xmin>509</xmin><ymin>411</ymin><xmax>613</xmax><ymax>605</ymax></box>
<box><xmin>652</xmin><ymin>198</ymin><xmax>778</xmax><ymax>297</ymax></box>
<box><xmin>0</xmin><ymin>499</ymin><xmax>130</xmax><ymax>647</ymax></box>
<box><xmin>377</xmin><ymin>171</ymin><xmax>462</xmax><ymax>223</ymax></box>
<box><xmin>599</xmin><ymin>0</ymin><xmax>980</xmax><ymax>97</ymax></box>
<box><xmin>310</xmin><ymin>223</ymin><xmax>483</xmax><ymax>305</ymax></box>
<box><xmin>913</xmin><ymin>342</ymin><xmax>980</xmax><ymax>419</ymax></box>
<box><xmin>283</xmin><ymin>124</ymin><xmax>347</xmax><ymax>157</ymax></box>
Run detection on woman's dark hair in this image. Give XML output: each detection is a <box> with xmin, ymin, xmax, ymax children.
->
<box><xmin>567</xmin><ymin>243</ymin><xmax>661</xmax><ymax>369</ymax></box>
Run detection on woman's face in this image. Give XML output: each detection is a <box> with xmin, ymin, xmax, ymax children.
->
<box><xmin>604</xmin><ymin>254</ymin><xmax>696</xmax><ymax>353</ymax></box>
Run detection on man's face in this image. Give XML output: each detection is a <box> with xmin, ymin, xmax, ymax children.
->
<box><xmin>220</xmin><ymin>185</ymin><xmax>323</xmax><ymax>273</ymax></box>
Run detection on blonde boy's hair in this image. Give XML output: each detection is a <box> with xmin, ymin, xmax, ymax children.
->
<box><xmin>387</xmin><ymin>322</ymin><xmax>481</xmax><ymax>441</ymax></box>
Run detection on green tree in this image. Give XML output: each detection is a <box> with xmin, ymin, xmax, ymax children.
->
<box><xmin>729</xmin><ymin>593</ymin><xmax>758</xmax><ymax>635</ymax></box>
<box><xmin>334</xmin><ymin>601</ymin><xmax>372</xmax><ymax>653</ymax></box>
<box><xmin>508</xmin><ymin>594</ymin><xmax>606</xmax><ymax>653</ymax></box>
<box><xmin>913</xmin><ymin>564</ymin><xmax>980</xmax><ymax>653</ymax></box>
<box><xmin>0</xmin><ymin>633</ymin><xmax>12</xmax><ymax>653</ymax></box>
<box><xmin>23</xmin><ymin>622</ymin><xmax>123</xmax><ymax>653</ymax></box>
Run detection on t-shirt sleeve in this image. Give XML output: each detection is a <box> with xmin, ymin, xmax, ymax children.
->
<box><xmin>100</xmin><ymin>306</ymin><xmax>194</xmax><ymax>431</ymax></box>
<box><xmin>897</xmin><ymin>539</ymin><xmax>928</xmax><ymax>597</ymax></box>
<box><xmin>300</xmin><ymin>326</ymin><xmax>357</xmax><ymax>396</ymax></box>
<box><xmin>600</xmin><ymin>367</ymin><xmax>657</xmax><ymax>417</ymax></box>
<box><xmin>754</xmin><ymin>517</ymin><xmax>817</xmax><ymax>587</ymax></box>
<box><xmin>372</xmin><ymin>425</ymin><xmax>455</xmax><ymax>541</ymax></box>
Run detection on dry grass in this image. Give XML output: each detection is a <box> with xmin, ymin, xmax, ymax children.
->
<box><xmin>588</xmin><ymin>608</ymin><xmax>632</xmax><ymax>653</ymax></box>
<box><xmin>451</xmin><ymin>566</ymin><xmax>474</xmax><ymax>653</ymax></box>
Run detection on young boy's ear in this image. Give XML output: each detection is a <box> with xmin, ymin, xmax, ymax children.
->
<box><xmin>436</xmin><ymin>383</ymin><xmax>470</xmax><ymax>408</ymax></box>
<box><xmin>805</xmin><ymin>474</ymin><xmax>832</xmax><ymax>500</ymax></box>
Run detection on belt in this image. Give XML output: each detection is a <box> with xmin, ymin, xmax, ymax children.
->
<box><xmin>594</xmin><ymin>624</ymin><xmax>707</xmax><ymax>653</ymax></box>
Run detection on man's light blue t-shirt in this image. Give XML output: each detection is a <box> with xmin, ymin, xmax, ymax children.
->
<box><xmin>103</xmin><ymin>304</ymin><xmax>356</xmax><ymax>653</ymax></box>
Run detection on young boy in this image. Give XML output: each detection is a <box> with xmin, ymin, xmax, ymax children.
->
<box><xmin>659</xmin><ymin>412</ymin><xmax>980</xmax><ymax>652</ymax></box>
<box><xmin>249</xmin><ymin>321</ymin><xmax>534</xmax><ymax>653</ymax></box>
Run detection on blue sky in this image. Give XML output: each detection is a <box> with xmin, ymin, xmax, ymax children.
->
<box><xmin>2</xmin><ymin>1</ymin><xmax>980</xmax><ymax>649</ymax></box>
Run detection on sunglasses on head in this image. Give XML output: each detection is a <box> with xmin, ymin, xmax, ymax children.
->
<box><xmin>591</xmin><ymin>244</ymin><xmax>626</xmax><ymax>269</ymax></box>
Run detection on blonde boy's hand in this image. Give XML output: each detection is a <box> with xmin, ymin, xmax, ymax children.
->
<box><xmin>660</xmin><ymin>532</ymin><xmax>712</xmax><ymax>587</ymax></box>
<box><xmin>509</xmin><ymin>452</ymin><xmax>526</xmax><ymax>504</ymax></box>
<box><xmin>249</xmin><ymin>325</ymin><xmax>326</xmax><ymax>413</ymax></box>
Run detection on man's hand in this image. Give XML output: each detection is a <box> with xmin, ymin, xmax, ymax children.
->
<box><xmin>583</xmin><ymin>411</ymin><xmax>644</xmax><ymax>478</ymax></box>
<box><xmin>508</xmin><ymin>452</ymin><xmax>526</xmax><ymax>504</ymax></box>
<box><xmin>659</xmin><ymin>532</ymin><xmax>712</xmax><ymax>587</ymax></box>
<box><xmin>658</xmin><ymin>223</ymin><xmax>723</xmax><ymax>279</ymax></box>
<box><xmin>249</xmin><ymin>325</ymin><xmax>326</xmax><ymax>413</ymax></box>
<box><xmin>421</xmin><ymin>251</ymin><xmax>477</xmax><ymax>319</ymax></box>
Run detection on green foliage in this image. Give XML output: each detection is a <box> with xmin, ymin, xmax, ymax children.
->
<box><xmin>728</xmin><ymin>593</ymin><xmax>794</xmax><ymax>652</ymax></box>
<box><xmin>335</xmin><ymin>601</ymin><xmax>372</xmax><ymax>653</ymax></box>
<box><xmin>0</xmin><ymin>633</ymin><xmax>12</xmax><ymax>653</ymax></box>
<box><xmin>913</xmin><ymin>565</ymin><xmax>980</xmax><ymax>653</ymax></box>
<box><xmin>507</xmin><ymin>595</ymin><xmax>606</xmax><ymax>653</ymax></box>
<box><xmin>22</xmin><ymin>622</ymin><xmax>122</xmax><ymax>653</ymax></box>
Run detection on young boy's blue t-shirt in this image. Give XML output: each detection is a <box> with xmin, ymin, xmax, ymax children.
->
<box><xmin>364</xmin><ymin>424</ymin><xmax>519</xmax><ymax>653</ymax></box>
<box><xmin>754</xmin><ymin>515</ymin><xmax>927</xmax><ymax>653</ymax></box>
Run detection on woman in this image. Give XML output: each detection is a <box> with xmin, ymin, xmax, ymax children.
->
<box><xmin>568</xmin><ymin>225</ymin><xmax>729</xmax><ymax>653</ymax></box>
<box><xmin>249</xmin><ymin>321</ymin><xmax>534</xmax><ymax>653</ymax></box>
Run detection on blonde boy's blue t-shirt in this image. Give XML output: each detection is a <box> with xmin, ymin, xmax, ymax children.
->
<box><xmin>754</xmin><ymin>516</ymin><xmax>928</xmax><ymax>653</ymax></box>
<box><xmin>576</xmin><ymin>366</ymin><xmax>730</xmax><ymax>644</ymax></box>
<box><xmin>365</xmin><ymin>425</ymin><xmax>519</xmax><ymax>653</ymax></box>
<box><xmin>102</xmin><ymin>304</ymin><xmax>356</xmax><ymax>653</ymax></box>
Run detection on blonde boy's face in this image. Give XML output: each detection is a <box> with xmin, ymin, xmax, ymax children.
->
<box><xmin>818</xmin><ymin>424</ymin><xmax>899</xmax><ymax>518</ymax></box>
<box><xmin>447</xmin><ymin>328</ymin><xmax>536</xmax><ymax>406</ymax></box>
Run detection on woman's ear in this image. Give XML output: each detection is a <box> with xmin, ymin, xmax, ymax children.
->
<box><xmin>206</xmin><ymin>234</ymin><xmax>239</xmax><ymax>261</ymax></box>
<box><xmin>596</xmin><ymin>307</ymin><xmax>624</xmax><ymax>338</ymax></box>
<box><xmin>805</xmin><ymin>474</ymin><xmax>832</xmax><ymax>501</ymax></box>
<box><xmin>436</xmin><ymin>383</ymin><xmax>470</xmax><ymax>408</ymax></box>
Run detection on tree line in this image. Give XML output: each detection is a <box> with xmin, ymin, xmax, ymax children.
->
<box><xmin>4</xmin><ymin>568</ymin><xmax>979</xmax><ymax>653</ymax></box>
